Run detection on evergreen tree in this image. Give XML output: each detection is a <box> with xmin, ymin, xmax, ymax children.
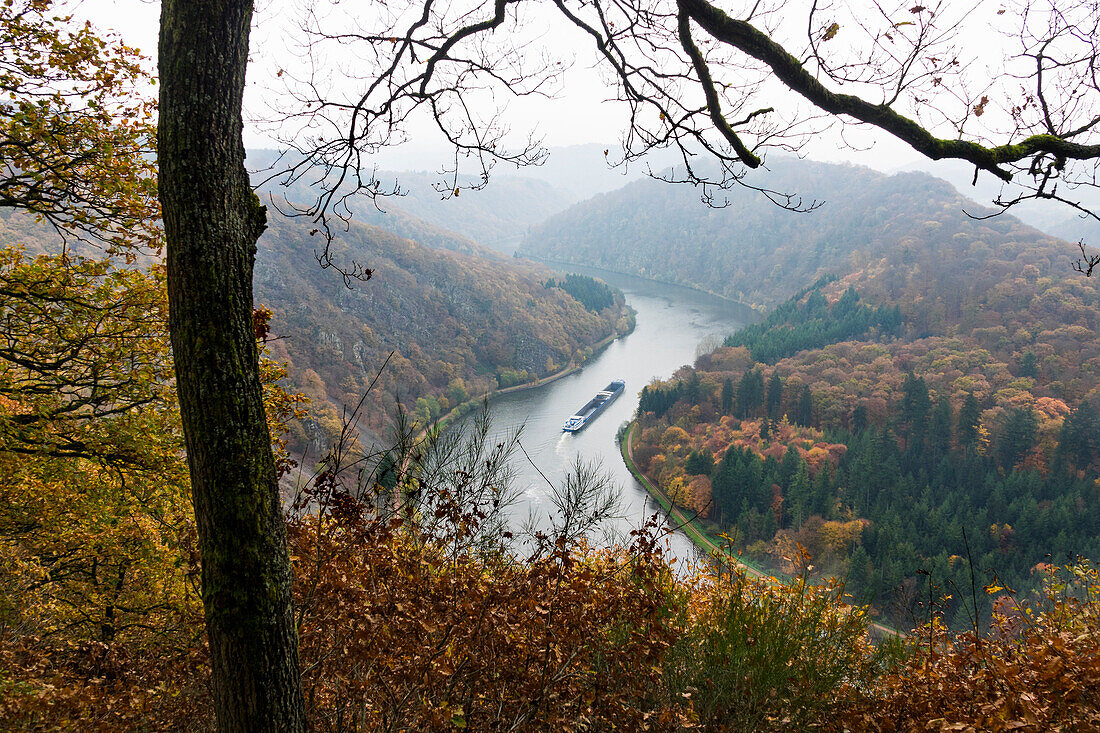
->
<box><xmin>1058</xmin><ymin>401</ymin><xmax>1098</xmax><ymax>471</ymax></box>
<box><xmin>786</xmin><ymin>460</ymin><xmax>812</xmax><ymax>530</ymax></box>
<box><xmin>736</xmin><ymin>368</ymin><xmax>764</xmax><ymax>418</ymax></box>
<box><xmin>929</xmin><ymin>396</ymin><xmax>953</xmax><ymax>457</ymax></box>
<box><xmin>796</xmin><ymin>384</ymin><xmax>813</xmax><ymax>427</ymax></box>
<box><xmin>851</xmin><ymin>403</ymin><xmax>868</xmax><ymax>433</ymax></box>
<box><xmin>765</xmin><ymin>371</ymin><xmax>784</xmax><ymax>419</ymax></box>
<box><xmin>811</xmin><ymin>462</ymin><xmax>833</xmax><ymax>518</ymax></box>
<box><xmin>778</xmin><ymin>443</ymin><xmax>802</xmax><ymax>487</ymax></box>
<box><xmin>685</xmin><ymin>448</ymin><xmax>715</xmax><ymax>476</ymax></box>
<box><xmin>721</xmin><ymin>377</ymin><xmax>734</xmax><ymax>415</ymax></box>
<box><xmin>1018</xmin><ymin>351</ymin><xmax>1039</xmax><ymax>379</ymax></box>
<box><xmin>901</xmin><ymin>373</ymin><xmax>931</xmax><ymax>452</ymax></box>
<box><xmin>997</xmin><ymin>407</ymin><xmax>1038</xmax><ymax>470</ymax></box>
<box><xmin>847</xmin><ymin>545</ymin><xmax>874</xmax><ymax>589</ymax></box>
<box><xmin>958</xmin><ymin>393</ymin><xmax>981</xmax><ymax>451</ymax></box>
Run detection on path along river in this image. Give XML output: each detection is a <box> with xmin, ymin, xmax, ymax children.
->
<box><xmin>473</xmin><ymin>265</ymin><xmax>754</xmax><ymax>565</ymax></box>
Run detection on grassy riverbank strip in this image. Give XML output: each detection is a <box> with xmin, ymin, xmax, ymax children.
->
<box><xmin>619</xmin><ymin>421</ymin><xmax>769</xmax><ymax>578</ymax></box>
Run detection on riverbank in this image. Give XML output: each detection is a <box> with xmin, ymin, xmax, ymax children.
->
<box><xmin>620</xmin><ymin>420</ymin><xmax>769</xmax><ymax>577</ymax></box>
<box><xmin>433</xmin><ymin>323</ymin><xmax>632</xmax><ymax>434</ymax></box>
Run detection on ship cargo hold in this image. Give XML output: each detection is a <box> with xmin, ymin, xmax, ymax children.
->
<box><xmin>562</xmin><ymin>380</ymin><xmax>625</xmax><ymax>432</ymax></box>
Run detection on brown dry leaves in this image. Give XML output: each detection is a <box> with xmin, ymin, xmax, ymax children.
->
<box><xmin>840</xmin><ymin>562</ymin><xmax>1100</xmax><ymax>732</ymax></box>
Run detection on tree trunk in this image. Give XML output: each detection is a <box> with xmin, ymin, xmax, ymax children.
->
<box><xmin>158</xmin><ymin>1</ymin><xmax>306</xmax><ymax>730</ymax></box>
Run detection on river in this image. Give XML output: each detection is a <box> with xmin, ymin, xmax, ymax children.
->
<box><xmin>477</xmin><ymin>265</ymin><xmax>754</xmax><ymax>564</ymax></box>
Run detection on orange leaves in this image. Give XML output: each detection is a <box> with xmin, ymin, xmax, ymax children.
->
<box><xmin>839</xmin><ymin>561</ymin><xmax>1100</xmax><ymax>732</ymax></box>
<box><xmin>289</xmin><ymin>516</ymin><xmax>681</xmax><ymax>731</ymax></box>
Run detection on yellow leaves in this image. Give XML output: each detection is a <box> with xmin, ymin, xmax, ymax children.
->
<box><xmin>0</xmin><ymin>0</ymin><xmax>160</xmax><ymax>255</ymax></box>
<box><xmin>821</xmin><ymin>22</ymin><xmax>840</xmax><ymax>41</ymax></box>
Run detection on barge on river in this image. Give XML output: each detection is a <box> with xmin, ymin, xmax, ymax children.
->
<box><xmin>562</xmin><ymin>379</ymin><xmax>625</xmax><ymax>432</ymax></box>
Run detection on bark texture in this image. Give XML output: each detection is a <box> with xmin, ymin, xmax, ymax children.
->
<box><xmin>158</xmin><ymin>1</ymin><xmax>306</xmax><ymax>730</ymax></box>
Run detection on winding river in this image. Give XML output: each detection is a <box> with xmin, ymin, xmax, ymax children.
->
<box><xmin>479</xmin><ymin>265</ymin><xmax>754</xmax><ymax>563</ymax></box>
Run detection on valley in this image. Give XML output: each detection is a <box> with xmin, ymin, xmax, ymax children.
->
<box><xmin>8</xmin><ymin>2</ymin><xmax>1100</xmax><ymax>727</ymax></box>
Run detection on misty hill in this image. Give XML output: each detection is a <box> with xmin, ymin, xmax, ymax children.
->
<box><xmin>362</xmin><ymin>172</ymin><xmax>576</xmax><ymax>252</ymax></box>
<box><xmin>495</xmin><ymin>143</ymin><xmax>680</xmax><ymax>202</ymax></box>
<box><xmin>891</xmin><ymin>157</ymin><xmax>1100</xmax><ymax>245</ymax></box>
<box><xmin>247</xmin><ymin>149</ymin><xmax>578</xmax><ymax>253</ymax></box>
<box><xmin>521</xmin><ymin>157</ymin><xmax>1083</xmax><ymax>309</ymax></box>
<box><xmin>248</xmin><ymin>145</ymin><xmax>694</xmax><ymax>253</ymax></box>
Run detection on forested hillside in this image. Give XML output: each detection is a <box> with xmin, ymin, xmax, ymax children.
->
<box><xmin>626</xmin><ymin>213</ymin><xmax>1100</xmax><ymax>627</ymax></box>
<box><xmin>522</xmin><ymin>158</ymin><xmax>1083</xmax><ymax>309</ymax></box>
<box><xmin>4</xmin><ymin>199</ymin><xmax>632</xmax><ymax>456</ymax></box>
<box><xmin>255</xmin><ymin>214</ymin><xmax>632</xmax><ymax>453</ymax></box>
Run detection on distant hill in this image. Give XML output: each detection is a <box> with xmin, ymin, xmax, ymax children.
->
<box><xmin>247</xmin><ymin>145</ymin><xmax>696</xmax><ymax>253</ymax></box>
<box><xmin>247</xmin><ymin>149</ymin><xmax>578</xmax><ymax>254</ymax></box>
<box><xmin>500</xmin><ymin>143</ymin><xmax>680</xmax><ymax>202</ymax></box>
<box><xmin>890</xmin><ymin>157</ymin><xmax>1100</xmax><ymax>245</ymax></box>
<box><xmin>362</xmin><ymin>172</ymin><xmax>576</xmax><ymax>253</ymax></box>
<box><xmin>521</xmin><ymin>157</ymin><xmax>1088</xmax><ymax>309</ymax></box>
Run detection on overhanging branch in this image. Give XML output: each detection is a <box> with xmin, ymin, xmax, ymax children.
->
<box><xmin>677</xmin><ymin>0</ymin><xmax>1100</xmax><ymax>183</ymax></box>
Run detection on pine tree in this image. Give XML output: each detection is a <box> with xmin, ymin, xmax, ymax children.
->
<box><xmin>1018</xmin><ymin>351</ymin><xmax>1039</xmax><ymax>379</ymax></box>
<box><xmin>997</xmin><ymin>407</ymin><xmax>1038</xmax><ymax>471</ymax></box>
<box><xmin>765</xmin><ymin>371</ymin><xmax>784</xmax><ymax>419</ymax></box>
<box><xmin>796</xmin><ymin>384</ymin><xmax>813</xmax><ymax>427</ymax></box>
<box><xmin>736</xmin><ymin>368</ymin><xmax>764</xmax><ymax>418</ymax></box>
<box><xmin>812</xmin><ymin>463</ymin><xmax>834</xmax><ymax>518</ymax></box>
<box><xmin>786</xmin><ymin>460</ymin><xmax>812</xmax><ymax>530</ymax></box>
<box><xmin>929</xmin><ymin>396</ymin><xmax>953</xmax><ymax>457</ymax></box>
<box><xmin>1058</xmin><ymin>401</ymin><xmax>1098</xmax><ymax>471</ymax></box>
<box><xmin>851</xmin><ymin>403</ymin><xmax>869</xmax><ymax>433</ymax></box>
<box><xmin>900</xmin><ymin>373</ymin><xmax>931</xmax><ymax>453</ymax></box>
<box><xmin>958</xmin><ymin>393</ymin><xmax>981</xmax><ymax>452</ymax></box>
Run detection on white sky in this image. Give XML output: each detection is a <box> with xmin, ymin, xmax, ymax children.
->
<box><xmin>82</xmin><ymin>0</ymin><xmax>1052</xmax><ymax>187</ymax></box>
<box><xmin>82</xmin><ymin>0</ymin><xmax>945</xmax><ymax>166</ymax></box>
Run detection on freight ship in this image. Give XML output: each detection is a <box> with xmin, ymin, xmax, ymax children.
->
<box><xmin>562</xmin><ymin>380</ymin><xmax>625</xmax><ymax>432</ymax></box>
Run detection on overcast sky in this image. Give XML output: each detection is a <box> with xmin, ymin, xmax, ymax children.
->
<box><xmin>86</xmin><ymin>0</ymin><xmax>949</xmax><ymax>169</ymax></box>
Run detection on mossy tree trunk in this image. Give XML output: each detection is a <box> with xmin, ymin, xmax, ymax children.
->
<box><xmin>158</xmin><ymin>1</ymin><xmax>306</xmax><ymax>729</ymax></box>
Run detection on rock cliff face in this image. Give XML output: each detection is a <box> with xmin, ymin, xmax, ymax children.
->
<box><xmin>511</xmin><ymin>332</ymin><xmax>561</xmax><ymax>376</ymax></box>
<box><xmin>254</xmin><ymin>213</ymin><xmax>628</xmax><ymax>451</ymax></box>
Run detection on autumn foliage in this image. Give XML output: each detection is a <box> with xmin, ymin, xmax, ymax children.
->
<box><xmin>290</xmin><ymin>516</ymin><xmax>678</xmax><ymax>730</ymax></box>
<box><xmin>840</xmin><ymin>561</ymin><xmax>1100</xmax><ymax>732</ymax></box>
<box><xmin>5</xmin><ymin>417</ymin><xmax>1100</xmax><ymax>732</ymax></box>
